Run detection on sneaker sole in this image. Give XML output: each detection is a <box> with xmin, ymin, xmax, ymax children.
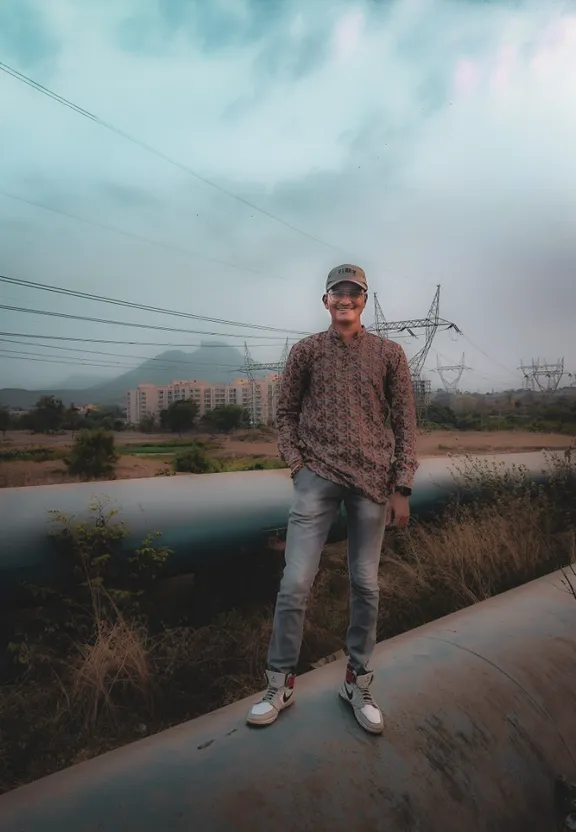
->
<box><xmin>338</xmin><ymin>688</ymin><xmax>384</xmax><ymax>735</ymax></box>
<box><xmin>246</xmin><ymin>695</ymin><xmax>295</xmax><ymax>726</ymax></box>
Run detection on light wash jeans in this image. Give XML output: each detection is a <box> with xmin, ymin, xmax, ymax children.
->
<box><xmin>267</xmin><ymin>466</ymin><xmax>388</xmax><ymax>676</ymax></box>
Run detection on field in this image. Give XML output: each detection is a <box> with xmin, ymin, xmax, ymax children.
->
<box><xmin>1</xmin><ymin>425</ymin><xmax>575</xmax><ymax>793</ymax></box>
<box><xmin>0</xmin><ymin>428</ymin><xmax>573</xmax><ymax>488</ymax></box>
<box><xmin>1</xmin><ymin>455</ymin><xmax>575</xmax><ymax>794</ymax></box>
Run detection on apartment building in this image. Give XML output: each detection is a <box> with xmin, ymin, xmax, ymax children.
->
<box><xmin>126</xmin><ymin>374</ymin><xmax>281</xmax><ymax>426</ymax></box>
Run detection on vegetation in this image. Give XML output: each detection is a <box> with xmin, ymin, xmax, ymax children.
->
<box><xmin>65</xmin><ymin>429</ymin><xmax>119</xmax><ymax>480</ymax></box>
<box><xmin>173</xmin><ymin>444</ymin><xmax>214</xmax><ymax>474</ymax></box>
<box><xmin>0</xmin><ymin>447</ymin><xmax>63</xmax><ymax>463</ymax></box>
<box><xmin>6</xmin><ymin>398</ymin><xmax>127</xmax><ymax>434</ymax></box>
<box><xmin>200</xmin><ymin>405</ymin><xmax>250</xmax><ymax>433</ymax></box>
<box><xmin>159</xmin><ymin>400</ymin><xmax>199</xmax><ymax>435</ymax></box>
<box><xmin>426</xmin><ymin>392</ymin><xmax>576</xmax><ymax>435</ymax></box>
<box><xmin>0</xmin><ymin>406</ymin><xmax>10</xmax><ymax>437</ymax></box>
<box><xmin>0</xmin><ymin>455</ymin><xmax>574</xmax><ymax>794</ymax></box>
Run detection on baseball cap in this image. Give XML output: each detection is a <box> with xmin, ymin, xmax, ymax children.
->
<box><xmin>326</xmin><ymin>264</ymin><xmax>368</xmax><ymax>293</ymax></box>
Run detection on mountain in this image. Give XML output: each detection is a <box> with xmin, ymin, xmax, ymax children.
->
<box><xmin>0</xmin><ymin>343</ymin><xmax>270</xmax><ymax>409</ymax></box>
<box><xmin>56</xmin><ymin>373</ymin><xmax>115</xmax><ymax>389</ymax></box>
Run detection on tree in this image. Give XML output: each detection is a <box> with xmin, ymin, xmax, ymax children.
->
<box><xmin>63</xmin><ymin>404</ymin><xmax>84</xmax><ymax>437</ymax></box>
<box><xmin>201</xmin><ymin>405</ymin><xmax>249</xmax><ymax>433</ymax></box>
<box><xmin>160</xmin><ymin>400</ymin><xmax>198</xmax><ymax>435</ymax></box>
<box><xmin>138</xmin><ymin>413</ymin><xmax>157</xmax><ymax>434</ymax></box>
<box><xmin>0</xmin><ymin>406</ymin><xmax>10</xmax><ymax>437</ymax></box>
<box><xmin>33</xmin><ymin>395</ymin><xmax>65</xmax><ymax>434</ymax></box>
<box><xmin>66</xmin><ymin>429</ymin><xmax>119</xmax><ymax>480</ymax></box>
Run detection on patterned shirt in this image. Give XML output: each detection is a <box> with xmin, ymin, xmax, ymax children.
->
<box><xmin>276</xmin><ymin>326</ymin><xmax>419</xmax><ymax>505</ymax></box>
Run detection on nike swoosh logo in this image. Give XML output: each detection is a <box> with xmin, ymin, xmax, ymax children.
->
<box><xmin>345</xmin><ymin>685</ymin><xmax>354</xmax><ymax>701</ymax></box>
<box><xmin>283</xmin><ymin>691</ymin><xmax>293</xmax><ymax>704</ymax></box>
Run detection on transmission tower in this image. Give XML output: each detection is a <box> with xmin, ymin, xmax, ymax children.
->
<box><xmin>518</xmin><ymin>358</ymin><xmax>565</xmax><ymax>392</ymax></box>
<box><xmin>369</xmin><ymin>285</ymin><xmax>461</xmax><ymax>423</ymax></box>
<box><xmin>434</xmin><ymin>353</ymin><xmax>471</xmax><ymax>394</ymax></box>
<box><xmin>239</xmin><ymin>339</ymin><xmax>290</xmax><ymax>426</ymax></box>
<box><xmin>372</xmin><ymin>293</ymin><xmax>387</xmax><ymax>339</ymax></box>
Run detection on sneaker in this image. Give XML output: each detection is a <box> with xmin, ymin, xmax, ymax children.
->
<box><xmin>246</xmin><ymin>669</ymin><xmax>296</xmax><ymax>726</ymax></box>
<box><xmin>339</xmin><ymin>667</ymin><xmax>384</xmax><ymax>734</ymax></box>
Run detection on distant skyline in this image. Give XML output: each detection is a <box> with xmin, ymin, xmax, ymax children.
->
<box><xmin>1</xmin><ymin>0</ymin><xmax>576</xmax><ymax>394</ymax></box>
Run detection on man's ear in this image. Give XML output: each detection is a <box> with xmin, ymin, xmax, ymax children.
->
<box><xmin>322</xmin><ymin>293</ymin><xmax>329</xmax><ymax>309</ymax></box>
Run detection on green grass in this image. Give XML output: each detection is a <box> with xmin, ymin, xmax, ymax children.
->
<box><xmin>119</xmin><ymin>439</ymin><xmax>217</xmax><ymax>455</ymax></box>
<box><xmin>0</xmin><ymin>448</ymin><xmax>65</xmax><ymax>463</ymax></box>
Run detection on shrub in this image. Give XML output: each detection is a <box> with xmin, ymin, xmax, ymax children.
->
<box><xmin>173</xmin><ymin>445</ymin><xmax>214</xmax><ymax>474</ymax></box>
<box><xmin>66</xmin><ymin>429</ymin><xmax>119</xmax><ymax>480</ymax></box>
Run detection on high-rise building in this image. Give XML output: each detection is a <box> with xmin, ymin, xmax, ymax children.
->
<box><xmin>126</xmin><ymin>374</ymin><xmax>280</xmax><ymax>427</ymax></box>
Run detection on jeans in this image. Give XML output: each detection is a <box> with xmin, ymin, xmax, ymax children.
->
<box><xmin>267</xmin><ymin>466</ymin><xmax>388</xmax><ymax>676</ymax></box>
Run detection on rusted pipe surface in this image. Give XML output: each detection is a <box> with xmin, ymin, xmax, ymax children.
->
<box><xmin>0</xmin><ymin>569</ymin><xmax>575</xmax><ymax>831</ymax></box>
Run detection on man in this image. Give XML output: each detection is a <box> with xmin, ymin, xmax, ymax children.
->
<box><xmin>246</xmin><ymin>264</ymin><xmax>418</xmax><ymax>734</ymax></box>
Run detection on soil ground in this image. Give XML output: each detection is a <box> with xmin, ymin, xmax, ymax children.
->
<box><xmin>0</xmin><ymin>429</ymin><xmax>572</xmax><ymax>488</ymax></box>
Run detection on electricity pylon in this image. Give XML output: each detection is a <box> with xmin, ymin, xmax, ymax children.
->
<box><xmin>434</xmin><ymin>353</ymin><xmax>471</xmax><ymax>393</ymax></box>
<box><xmin>519</xmin><ymin>358</ymin><xmax>565</xmax><ymax>392</ymax></box>
<box><xmin>240</xmin><ymin>339</ymin><xmax>290</xmax><ymax>425</ymax></box>
<box><xmin>369</xmin><ymin>285</ymin><xmax>461</xmax><ymax>422</ymax></box>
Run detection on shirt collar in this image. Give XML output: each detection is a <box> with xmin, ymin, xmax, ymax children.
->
<box><xmin>328</xmin><ymin>325</ymin><xmax>366</xmax><ymax>344</ymax></box>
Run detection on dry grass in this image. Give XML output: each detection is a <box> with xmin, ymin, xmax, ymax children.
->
<box><xmin>0</xmin><ymin>463</ymin><xmax>574</xmax><ymax>794</ymax></box>
<box><xmin>71</xmin><ymin>612</ymin><xmax>151</xmax><ymax>728</ymax></box>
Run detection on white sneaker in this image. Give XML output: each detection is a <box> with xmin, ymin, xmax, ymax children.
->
<box><xmin>339</xmin><ymin>667</ymin><xmax>384</xmax><ymax>734</ymax></box>
<box><xmin>246</xmin><ymin>670</ymin><xmax>296</xmax><ymax>726</ymax></box>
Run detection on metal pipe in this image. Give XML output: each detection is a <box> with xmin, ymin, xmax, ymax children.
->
<box><xmin>0</xmin><ymin>569</ymin><xmax>575</xmax><ymax>831</ymax></box>
<box><xmin>0</xmin><ymin>452</ymin><xmax>552</xmax><ymax>603</ymax></box>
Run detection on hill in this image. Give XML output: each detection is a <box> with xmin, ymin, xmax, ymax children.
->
<box><xmin>0</xmin><ymin>343</ymin><xmax>269</xmax><ymax>409</ymax></box>
<box><xmin>56</xmin><ymin>373</ymin><xmax>114</xmax><ymax>389</ymax></box>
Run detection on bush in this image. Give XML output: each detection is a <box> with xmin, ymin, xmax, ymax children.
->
<box><xmin>66</xmin><ymin>429</ymin><xmax>119</xmax><ymax>480</ymax></box>
<box><xmin>173</xmin><ymin>445</ymin><xmax>214</xmax><ymax>473</ymax></box>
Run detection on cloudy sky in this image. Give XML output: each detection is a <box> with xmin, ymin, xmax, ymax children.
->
<box><xmin>1</xmin><ymin>0</ymin><xmax>575</xmax><ymax>393</ymax></box>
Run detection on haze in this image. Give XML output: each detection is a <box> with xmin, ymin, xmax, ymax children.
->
<box><xmin>1</xmin><ymin>0</ymin><xmax>575</xmax><ymax>394</ymax></box>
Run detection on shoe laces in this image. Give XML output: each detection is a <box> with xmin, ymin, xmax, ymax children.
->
<box><xmin>262</xmin><ymin>684</ymin><xmax>279</xmax><ymax>703</ymax></box>
<box><xmin>360</xmin><ymin>686</ymin><xmax>376</xmax><ymax>706</ymax></box>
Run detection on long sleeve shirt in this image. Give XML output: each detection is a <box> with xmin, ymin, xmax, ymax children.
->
<box><xmin>275</xmin><ymin>326</ymin><xmax>419</xmax><ymax>505</ymax></box>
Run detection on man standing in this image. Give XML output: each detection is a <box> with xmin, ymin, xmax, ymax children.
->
<box><xmin>246</xmin><ymin>264</ymin><xmax>418</xmax><ymax>734</ymax></box>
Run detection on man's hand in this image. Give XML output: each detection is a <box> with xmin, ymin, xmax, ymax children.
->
<box><xmin>386</xmin><ymin>492</ymin><xmax>410</xmax><ymax>529</ymax></box>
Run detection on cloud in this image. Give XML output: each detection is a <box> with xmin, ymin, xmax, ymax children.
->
<box><xmin>0</xmin><ymin>0</ymin><xmax>575</xmax><ymax>392</ymax></box>
<box><xmin>0</xmin><ymin>0</ymin><xmax>60</xmax><ymax>69</ymax></box>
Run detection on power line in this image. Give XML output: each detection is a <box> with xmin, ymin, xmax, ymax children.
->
<box><xmin>459</xmin><ymin>334</ymin><xmax>519</xmax><ymax>377</ymax></box>
<box><xmin>0</xmin><ymin>348</ymin><xmax>241</xmax><ymax>374</ymax></box>
<box><xmin>0</xmin><ymin>60</ymin><xmax>355</xmax><ymax>259</ymax></box>
<box><xmin>0</xmin><ymin>337</ymin><xmax>274</xmax><ymax>370</ymax></box>
<box><xmin>0</xmin><ymin>351</ymin><xmax>151</xmax><ymax>371</ymax></box>
<box><xmin>0</xmin><ymin>303</ymin><xmax>306</xmax><ymax>340</ymax></box>
<box><xmin>0</xmin><ymin>274</ymin><xmax>309</xmax><ymax>336</ymax></box>
<box><xmin>0</xmin><ymin>190</ymin><xmax>276</xmax><ymax>279</ymax></box>
<box><xmin>0</xmin><ymin>331</ymin><xmax>291</xmax><ymax>348</ymax></box>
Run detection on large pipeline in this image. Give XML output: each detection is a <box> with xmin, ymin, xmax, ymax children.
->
<box><xmin>0</xmin><ymin>452</ymin><xmax>554</xmax><ymax>602</ymax></box>
<box><xmin>0</xmin><ymin>569</ymin><xmax>575</xmax><ymax>831</ymax></box>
